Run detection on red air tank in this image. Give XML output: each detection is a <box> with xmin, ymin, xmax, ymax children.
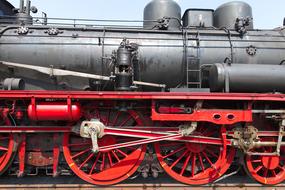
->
<box><xmin>28</xmin><ymin>102</ymin><xmax>82</xmax><ymax>121</ymax></box>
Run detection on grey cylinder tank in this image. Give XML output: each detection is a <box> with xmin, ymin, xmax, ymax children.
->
<box><xmin>143</xmin><ymin>0</ymin><xmax>181</xmax><ymax>30</ymax></box>
<box><xmin>183</xmin><ymin>9</ymin><xmax>214</xmax><ymax>28</ymax></box>
<box><xmin>214</xmin><ymin>1</ymin><xmax>253</xmax><ymax>29</ymax></box>
<box><xmin>209</xmin><ymin>63</ymin><xmax>285</xmax><ymax>92</ymax></box>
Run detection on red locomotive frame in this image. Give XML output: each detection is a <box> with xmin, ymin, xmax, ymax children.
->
<box><xmin>0</xmin><ymin>91</ymin><xmax>284</xmax><ymax>185</ymax></box>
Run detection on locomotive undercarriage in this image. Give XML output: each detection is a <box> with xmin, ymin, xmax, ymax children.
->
<box><xmin>0</xmin><ymin>91</ymin><xmax>284</xmax><ymax>186</ymax></box>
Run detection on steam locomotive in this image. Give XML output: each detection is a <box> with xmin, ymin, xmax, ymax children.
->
<box><xmin>0</xmin><ymin>0</ymin><xmax>285</xmax><ymax>186</ymax></box>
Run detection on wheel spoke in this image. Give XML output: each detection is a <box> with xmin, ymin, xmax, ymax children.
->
<box><xmin>191</xmin><ymin>153</ymin><xmax>197</xmax><ymax>177</ymax></box>
<box><xmin>111</xmin><ymin>150</ymin><xmax>120</xmax><ymax>162</ymax></box>
<box><xmin>251</xmin><ymin>159</ymin><xmax>262</xmax><ymax>163</ymax></box>
<box><xmin>205</xmin><ymin>148</ymin><xmax>219</xmax><ymax>159</ymax></box>
<box><xmin>79</xmin><ymin>152</ymin><xmax>94</xmax><ymax>169</ymax></box>
<box><xmin>71</xmin><ymin>148</ymin><xmax>90</xmax><ymax>159</ymax></box>
<box><xmin>254</xmin><ymin>165</ymin><xmax>263</xmax><ymax>173</ymax></box>
<box><xmin>108</xmin><ymin>152</ymin><xmax>113</xmax><ymax>167</ymax></box>
<box><xmin>163</xmin><ymin>146</ymin><xmax>185</xmax><ymax>159</ymax></box>
<box><xmin>100</xmin><ymin>153</ymin><xmax>106</xmax><ymax>171</ymax></box>
<box><xmin>198</xmin><ymin>153</ymin><xmax>205</xmax><ymax>173</ymax></box>
<box><xmin>263</xmin><ymin>168</ymin><xmax>268</xmax><ymax>177</ymax></box>
<box><xmin>116</xmin><ymin>149</ymin><xmax>128</xmax><ymax>157</ymax></box>
<box><xmin>89</xmin><ymin>152</ymin><xmax>101</xmax><ymax>175</ymax></box>
<box><xmin>112</xmin><ymin>112</ymin><xmax>121</xmax><ymax>126</ymax></box>
<box><xmin>119</xmin><ymin>115</ymin><xmax>132</xmax><ymax>127</ymax></box>
<box><xmin>272</xmin><ymin>169</ymin><xmax>277</xmax><ymax>177</ymax></box>
<box><xmin>170</xmin><ymin>150</ymin><xmax>188</xmax><ymax>169</ymax></box>
<box><xmin>180</xmin><ymin>153</ymin><xmax>191</xmax><ymax>175</ymax></box>
<box><xmin>106</xmin><ymin>110</ymin><xmax>111</xmax><ymax>126</ymax></box>
<box><xmin>202</xmin><ymin>152</ymin><xmax>214</xmax><ymax>168</ymax></box>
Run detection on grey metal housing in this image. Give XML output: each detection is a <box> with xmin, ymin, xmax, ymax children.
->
<box><xmin>214</xmin><ymin>1</ymin><xmax>254</xmax><ymax>29</ymax></box>
<box><xmin>182</xmin><ymin>9</ymin><xmax>214</xmax><ymax>28</ymax></box>
<box><xmin>143</xmin><ymin>0</ymin><xmax>181</xmax><ymax>30</ymax></box>
<box><xmin>209</xmin><ymin>63</ymin><xmax>285</xmax><ymax>93</ymax></box>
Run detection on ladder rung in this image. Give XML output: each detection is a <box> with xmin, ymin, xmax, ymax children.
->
<box><xmin>187</xmin><ymin>70</ymin><xmax>200</xmax><ymax>72</ymax></box>
<box><xmin>187</xmin><ymin>82</ymin><xmax>201</xmax><ymax>85</ymax></box>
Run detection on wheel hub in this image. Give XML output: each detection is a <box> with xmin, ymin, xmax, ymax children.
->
<box><xmin>98</xmin><ymin>136</ymin><xmax>116</xmax><ymax>152</ymax></box>
<box><xmin>261</xmin><ymin>156</ymin><xmax>280</xmax><ymax>170</ymax></box>
<box><xmin>186</xmin><ymin>142</ymin><xmax>206</xmax><ymax>153</ymax></box>
<box><xmin>186</xmin><ymin>132</ymin><xmax>206</xmax><ymax>153</ymax></box>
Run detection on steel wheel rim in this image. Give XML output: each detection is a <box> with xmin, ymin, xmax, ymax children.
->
<box><xmin>154</xmin><ymin>125</ymin><xmax>235</xmax><ymax>185</ymax></box>
<box><xmin>63</xmin><ymin>109</ymin><xmax>146</xmax><ymax>185</ymax></box>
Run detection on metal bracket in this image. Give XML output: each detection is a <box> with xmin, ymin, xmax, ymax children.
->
<box><xmin>276</xmin><ymin>121</ymin><xmax>285</xmax><ymax>156</ymax></box>
<box><xmin>179</xmin><ymin>122</ymin><xmax>197</xmax><ymax>137</ymax></box>
<box><xmin>16</xmin><ymin>26</ymin><xmax>29</xmax><ymax>35</ymax></box>
<box><xmin>79</xmin><ymin>120</ymin><xmax>105</xmax><ymax>153</ymax></box>
<box><xmin>45</xmin><ymin>28</ymin><xmax>63</xmax><ymax>36</ymax></box>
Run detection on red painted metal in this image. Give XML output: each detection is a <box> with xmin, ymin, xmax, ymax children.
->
<box><xmin>0</xmin><ymin>126</ymin><xmax>71</xmax><ymax>133</ymax></box>
<box><xmin>154</xmin><ymin>124</ymin><xmax>236</xmax><ymax>185</ymax></box>
<box><xmin>0</xmin><ymin>91</ymin><xmax>284</xmax><ymax>102</ymax></box>
<box><xmin>17</xmin><ymin>134</ymin><xmax>26</xmax><ymax>177</ymax></box>
<box><xmin>63</xmin><ymin>109</ymin><xmax>147</xmax><ymax>186</ymax></box>
<box><xmin>0</xmin><ymin>133</ymin><xmax>15</xmax><ymax>175</ymax></box>
<box><xmin>245</xmin><ymin>136</ymin><xmax>285</xmax><ymax>185</ymax></box>
<box><xmin>27</xmin><ymin>102</ymin><xmax>82</xmax><ymax>121</ymax></box>
<box><xmin>0</xmin><ymin>117</ymin><xmax>16</xmax><ymax>175</ymax></box>
<box><xmin>152</xmin><ymin>107</ymin><xmax>252</xmax><ymax>125</ymax></box>
<box><xmin>53</xmin><ymin>134</ymin><xmax>60</xmax><ymax>177</ymax></box>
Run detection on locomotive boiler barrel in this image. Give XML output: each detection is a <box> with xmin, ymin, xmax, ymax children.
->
<box><xmin>1</xmin><ymin>28</ymin><xmax>285</xmax><ymax>90</ymax></box>
<box><xmin>209</xmin><ymin>63</ymin><xmax>285</xmax><ymax>92</ymax></box>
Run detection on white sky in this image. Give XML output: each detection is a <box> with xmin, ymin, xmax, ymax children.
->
<box><xmin>7</xmin><ymin>0</ymin><xmax>285</xmax><ymax>29</ymax></box>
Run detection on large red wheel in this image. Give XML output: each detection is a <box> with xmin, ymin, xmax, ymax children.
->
<box><xmin>0</xmin><ymin>116</ymin><xmax>15</xmax><ymax>175</ymax></box>
<box><xmin>154</xmin><ymin>124</ymin><xmax>235</xmax><ymax>185</ymax></box>
<box><xmin>63</xmin><ymin>109</ymin><xmax>147</xmax><ymax>185</ymax></box>
<box><xmin>245</xmin><ymin>137</ymin><xmax>285</xmax><ymax>185</ymax></box>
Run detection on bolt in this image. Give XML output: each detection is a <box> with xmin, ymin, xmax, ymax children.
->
<box><xmin>152</xmin><ymin>171</ymin><xmax>159</xmax><ymax>178</ymax></box>
<box><xmin>142</xmin><ymin>172</ymin><xmax>148</xmax><ymax>178</ymax></box>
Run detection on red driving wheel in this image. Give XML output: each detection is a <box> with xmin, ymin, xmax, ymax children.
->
<box><xmin>154</xmin><ymin>124</ymin><xmax>235</xmax><ymax>185</ymax></box>
<box><xmin>245</xmin><ymin>137</ymin><xmax>285</xmax><ymax>185</ymax></box>
<box><xmin>0</xmin><ymin>116</ymin><xmax>15</xmax><ymax>175</ymax></box>
<box><xmin>63</xmin><ymin>109</ymin><xmax>147</xmax><ymax>185</ymax></box>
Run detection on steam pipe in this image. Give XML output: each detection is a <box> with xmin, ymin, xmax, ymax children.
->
<box><xmin>19</xmin><ymin>0</ymin><xmax>24</xmax><ymax>13</ymax></box>
<box><xmin>26</xmin><ymin>0</ymin><xmax>31</xmax><ymax>15</ymax></box>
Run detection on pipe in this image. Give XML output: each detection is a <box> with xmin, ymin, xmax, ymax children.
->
<box><xmin>26</xmin><ymin>0</ymin><xmax>31</xmax><ymax>15</ymax></box>
<box><xmin>19</xmin><ymin>0</ymin><xmax>24</xmax><ymax>13</ymax></box>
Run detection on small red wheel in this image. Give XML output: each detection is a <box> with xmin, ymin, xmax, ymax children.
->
<box><xmin>245</xmin><ymin>137</ymin><xmax>285</xmax><ymax>185</ymax></box>
<box><xmin>0</xmin><ymin>116</ymin><xmax>16</xmax><ymax>174</ymax></box>
<box><xmin>63</xmin><ymin>109</ymin><xmax>146</xmax><ymax>185</ymax></box>
<box><xmin>154</xmin><ymin>124</ymin><xmax>235</xmax><ymax>185</ymax></box>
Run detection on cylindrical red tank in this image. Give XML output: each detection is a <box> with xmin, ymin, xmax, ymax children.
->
<box><xmin>28</xmin><ymin>102</ymin><xmax>82</xmax><ymax>121</ymax></box>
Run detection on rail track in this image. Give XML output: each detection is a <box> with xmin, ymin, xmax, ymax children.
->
<box><xmin>0</xmin><ymin>175</ymin><xmax>284</xmax><ymax>190</ymax></box>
